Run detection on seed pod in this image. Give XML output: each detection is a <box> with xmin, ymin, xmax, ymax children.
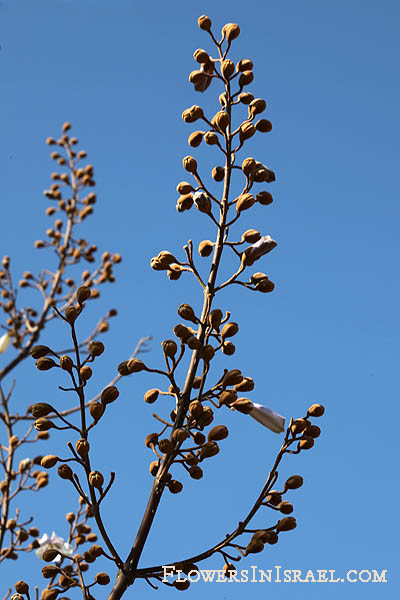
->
<box><xmin>221</xmin><ymin>322</ymin><xmax>239</xmax><ymax>339</ymax></box>
<box><xmin>231</xmin><ymin>398</ymin><xmax>253</xmax><ymax>414</ymax></box>
<box><xmin>193</xmin><ymin>431</ymin><xmax>206</xmax><ymax>444</ymax></box>
<box><xmin>212</xmin><ymin>166</ymin><xmax>224</xmax><ymax>181</ymax></box>
<box><xmin>89</xmin><ymin>471</ymin><xmax>104</xmax><ymax>489</ymax></box>
<box><xmin>42</xmin><ymin>548</ymin><xmax>60</xmax><ymax>562</ymax></box>
<box><xmin>176</xmin><ymin>181</ymin><xmax>194</xmax><ymax>194</ymax></box>
<box><xmin>223</xmin><ymin>369</ymin><xmax>243</xmax><ymax>387</ymax></box>
<box><xmin>80</xmin><ymin>366</ymin><xmax>92</xmax><ymax>381</ymax></box>
<box><xmin>307</xmin><ymin>404</ymin><xmax>325</xmax><ymax>417</ymax></box>
<box><xmin>207</xmin><ymin>425</ymin><xmax>228</xmax><ymax>441</ymax></box>
<box><xmin>212</xmin><ymin>111</ymin><xmax>230</xmax><ymax>131</ymax></box>
<box><xmin>221</xmin><ymin>59</ymin><xmax>235</xmax><ymax>79</ymax></box>
<box><xmin>36</xmin><ymin>357</ymin><xmax>56</xmax><ymax>371</ymax></box>
<box><xmin>245</xmin><ymin>538</ymin><xmax>264</xmax><ymax>555</ymax></box>
<box><xmin>200</xmin><ymin>344</ymin><xmax>215</xmax><ymax>361</ymax></box>
<box><xmin>237</xmin><ymin>58</ymin><xmax>253</xmax><ymax>72</ymax></box>
<box><xmin>30</xmin><ymin>345</ymin><xmax>51</xmax><ymax>359</ymax></box>
<box><xmin>95</xmin><ymin>572</ymin><xmax>110</xmax><ymax>585</ymax></box>
<box><xmin>31</xmin><ymin>403</ymin><xmax>53</xmax><ymax>418</ymax></box>
<box><xmin>159</xmin><ymin>439</ymin><xmax>174</xmax><ymax>454</ymax></box>
<box><xmin>256</xmin><ymin>191</ymin><xmax>273</xmax><ymax>205</ymax></box>
<box><xmin>162</xmin><ymin>339</ymin><xmax>178</xmax><ymax>358</ymax></box>
<box><xmin>144</xmin><ymin>389</ymin><xmax>159</xmax><ymax>404</ymax></box>
<box><xmin>189</xmin><ymin>400</ymin><xmax>203</xmax><ymax>418</ymax></box>
<box><xmin>222</xmin><ymin>341</ymin><xmax>235</xmax><ymax>355</ymax></box>
<box><xmin>168</xmin><ymin>479</ymin><xmax>183</xmax><ymax>494</ymax></box>
<box><xmin>89</xmin><ymin>400</ymin><xmax>104</xmax><ymax>420</ymax></box>
<box><xmin>34</xmin><ymin>418</ymin><xmax>55</xmax><ymax>431</ymax></box>
<box><xmin>42</xmin><ymin>565</ymin><xmax>60</xmax><ymax>578</ymax></box>
<box><xmin>101</xmin><ymin>386</ymin><xmax>119</xmax><ymax>405</ymax></box>
<box><xmin>182</xmin><ymin>155</ymin><xmax>197</xmax><ymax>173</ymax></box>
<box><xmin>249</xmin><ymin>98</ymin><xmax>266</xmax><ymax>115</ymax></box>
<box><xmin>298</xmin><ymin>437</ymin><xmax>314</xmax><ymax>450</ymax></box>
<box><xmin>277</xmin><ymin>517</ymin><xmax>297</xmax><ymax>532</ymax></box>
<box><xmin>199</xmin><ymin>240</ymin><xmax>214</xmax><ymax>257</ymax></box>
<box><xmin>239</xmin><ymin>122</ymin><xmax>256</xmax><ymax>141</ymax></box>
<box><xmin>222</xmin><ymin>22</ymin><xmax>240</xmax><ymax>42</ymax></box>
<box><xmin>189</xmin><ymin>465</ymin><xmax>203</xmax><ymax>479</ymax></box>
<box><xmin>188</xmin><ymin>131</ymin><xmax>203</xmax><ymax>147</ymax></box>
<box><xmin>65</xmin><ymin>306</ymin><xmax>80</xmax><ymax>323</ymax></box>
<box><xmin>242</xmin><ymin>229</ymin><xmax>261</xmax><ymax>243</ymax></box>
<box><xmin>176</xmin><ymin>193</ymin><xmax>194</xmax><ymax>212</ymax></box>
<box><xmin>204</xmin><ymin>131</ymin><xmax>219</xmax><ymax>145</ymax></box>
<box><xmin>173</xmin><ymin>323</ymin><xmax>191</xmax><ymax>342</ymax></box>
<box><xmin>149</xmin><ymin>461</ymin><xmax>159</xmax><ymax>476</ymax></box>
<box><xmin>76</xmin><ymin>439</ymin><xmax>90</xmax><ymax>458</ymax></box>
<box><xmin>187</xmin><ymin>336</ymin><xmax>201</xmax><ymax>350</ymax></box>
<box><xmin>193</xmin><ymin>48</ymin><xmax>210</xmax><ymax>64</ymax></box>
<box><xmin>278</xmin><ymin>501</ymin><xmax>294</xmax><ymax>514</ymax></box>
<box><xmin>77</xmin><ymin>285</ymin><xmax>91</xmax><ymax>304</ymax></box>
<box><xmin>41</xmin><ymin>455</ymin><xmax>58</xmax><ymax>469</ymax></box>
<box><xmin>199</xmin><ymin>441</ymin><xmax>219</xmax><ymax>460</ymax></box>
<box><xmin>58</xmin><ymin>464</ymin><xmax>73</xmax><ymax>480</ymax></box>
<box><xmin>239</xmin><ymin>70</ymin><xmax>254</xmax><ymax>86</ymax></box>
<box><xmin>198</xmin><ymin>14</ymin><xmax>211</xmax><ymax>30</ymax></box>
<box><xmin>236</xmin><ymin>193</ymin><xmax>255</xmax><ymax>213</ymax></box>
<box><xmin>88</xmin><ymin>341</ymin><xmax>105</xmax><ymax>357</ymax></box>
<box><xmin>178</xmin><ymin>303</ymin><xmax>197</xmax><ymax>323</ymax></box>
<box><xmin>126</xmin><ymin>358</ymin><xmax>146</xmax><ymax>373</ymax></box>
<box><xmin>234</xmin><ymin>377</ymin><xmax>254</xmax><ymax>392</ymax></box>
<box><xmin>266</xmin><ymin>490</ymin><xmax>282</xmax><ymax>505</ymax></box>
<box><xmin>182</xmin><ymin>105</ymin><xmax>204</xmax><ymax>123</ymax></box>
<box><xmin>172</xmin><ymin>429</ymin><xmax>189</xmax><ymax>443</ymax></box>
<box><xmin>239</xmin><ymin>92</ymin><xmax>254</xmax><ymax>104</ymax></box>
<box><xmin>256</xmin><ymin>119</ymin><xmax>272</xmax><ymax>133</ymax></box>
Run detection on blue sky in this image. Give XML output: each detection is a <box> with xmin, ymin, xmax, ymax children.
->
<box><xmin>1</xmin><ymin>0</ymin><xmax>399</xmax><ymax>598</ymax></box>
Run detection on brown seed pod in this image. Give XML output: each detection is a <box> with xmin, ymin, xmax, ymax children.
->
<box><xmin>277</xmin><ymin>517</ymin><xmax>297</xmax><ymax>532</ymax></box>
<box><xmin>187</xmin><ymin>335</ymin><xmax>201</xmax><ymax>350</ymax></box>
<box><xmin>204</xmin><ymin>131</ymin><xmax>219</xmax><ymax>145</ymax></box>
<box><xmin>298</xmin><ymin>437</ymin><xmax>314</xmax><ymax>450</ymax></box>
<box><xmin>239</xmin><ymin>92</ymin><xmax>254</xmax><ymax>104</ymax></box>
<box><xmin>30</xmin><ymin>345</ymin><xmax>51</xmax><ymax>359</ymax></box>
<box><xmin>284</xmin><ymin>475</ymin><xmax>304</xmax><ymax>491</ymax></box>
<box><xmin>182</xmin><ymin>105</ymin><xmax>204</xmax><ymax>123</ymax></box>
<box><xmin>239</xmin><ymin>70</ymin><xmax>254</xmax><ymax>87</ymax></box>
<box><xmin>212</xmin><ymin>110</ymin><xmax>230</xmax><ymax>131</ymax></box>
<box><xmin>199</xmin><ymin>441</ymin><xmax>219</xmax><ymax>461</ymax></box>
<box><xmin>76</xmin><ymin>285</ymin><xmax>91</xmax><ymax>304</ymax></box>
<box><xmin>242</xmin><ymin>229</ymin><xmax>261</xmax><ymax>243</ymax></box>
<box><xmin>199</xmin><ymin>240</ymin><xmax>214</xmax><ymax>257</ymax></box>
<box><xmin>249</xmin><ymin>98</ymin><xmax>266</xmax><ymax>114</ymax></box>
<box><xmin>178</xmin><ymin>304</ymin><xmax>197</xmax><ymax>322</ymax></box>
<box><xmin>41</xmin><ymin>455</ymin><xmax>58</xmax><ymax>468</ymax></box>
<box><xmin>222</xmin><ymin>22</ymin><xmax>240</xmax><ymax>42</ymax></box>
<box><xmin>193</xmin><ymin>431</ymin><xmax>206</xmax><ymax>444</ymax></box>
<box><xmin>76</xmin><ymin>439</ymin><xmax>90</xmax><ymax>458</ymax></box>
<box><xmin>162</xmin><ymin>339</ymin><xmax>178</xmax><ymax>358</ymax></box>
<box><xmin>168</xmin><ymin>479</ymin><xmax>183</xmax><ymax>494</ymax></box>
<box><xmin>42</xmin><ymin>565</ymin><xmax>60</xmax><ymax>578</ymax></box>
<box><xmin>239</xmin><ymin>122</ymin><xmax>256</xmax><ymax>141</ymax></box>
<box><xmin>42</xmin><ymin>548</ymin><xmax>60</xmax><ymax>562</ymax></box>
<box><xmin>89</xmin><ymin>471</ymin><xmax>104</xmax><ymax>489</ymax></box>
<box><xmin>173</xmin><ymin>323</ymin><xmax>191</xmax><ymax>342</ymax></box>
<box><xmin>236</xmin><ymin>192</ymin><xmax>255</xmax><ymax>213</ymax></box>
<box><xmin>305</xmin><ymin>424</ymin><xmax>321</xmax><ymax>438</ymax></box>
<box><xmin>95</xmin><ymin>572</ymin><xmax>110</xmax><ymax>585</ymax></box>
<box><xmin>266</xmin><ymin>490</ymin><xmax>282</xmax><ymax>505</ymax></box>
<box><xmin>208</xmin><ymin>308</ymin><xmax>223</xmax><ymax>331</ymax></box>
<box><xmin>278</xmin><ymin>501</ymin><xmax>294</xmax><ymax>514</ymax></box>
<box><xmin>145</xmin><ymin>433</ymin><xmax>159</xmax><ymax>448</ymax></box>
<box><xmin>307</xmin><ymin>403</ymin><xmax>325</xmax><ymax>417</ymax></box>
<box><xmin>189</xmin><ymin>70</ymin><xmax>209</xmax><ymax>92</ymax></box>
<box><xmin>144</xmin><ymin>389</ymin><xmax>159</xmax><ymax>404</ymax></box>
<box><xmin>182</xmin><ymin>155</ymin><xmax>197</xmax><ymax>173</ymax></box>
<box><xmin>188</xmin><ymin>131</ymin><xmax>203</xmax><ymax>147</ymax></box>
<box><xmin>291</xmin><ymin>419</ymin><xmax>308</xmax><ymax>435</ymax></box>
<box><xmin>198</xmin><ymin>14</ymin><xmax>211</xmax><ymax>31</ymax></box>
<box><xmin>244</xmin><ymin>538</ymin><xmax>264</xmax><ymax>556</ymax></box>
<box><xmin>221</xmin><ymin>59</ymin><xmax>235</xmax><ymax>79</ymax></box>
<box><xmin>234</xmin><ymin>377</ymin><xmax>254</xmax><ymax>392</ymax></box>
<box><xmin>218</xmin><ymin>389</ymin><xmax>237</xmax><ymax>406</ymax></box>
<box><xmin>256</xmin><ymin>191</ymin><xmax>273</xmax><ymax>205</ymax></box>
<box><xmin>200</xmin><ymin>344</ymin><xmax>215</xmax><ymax>362</ymax></box>
<box><xmin>59</xmin><ymin>355</ymin><xmax>73</xmax><ymax>371</ymax></box>
<box><xmin>207</xmin><ymin>425</ymin><xmax>228</xmax><ymax>442</ymax></box>
<box><xmin>57</xmin><ymin>464</ymin><xmax>73</xmax><ymax>480</ymax></box>
<box><xmin>31</xmin><ymin>403</ymin><xmax>54</xmax><ymax>418</ymax></box>
<box><xmin>237</xmin><ymin>58</ymin><xmax>253</xmax><ymax>72</ymax></box>
<box><xmin>176</xmin><ymin>181</ymin><xmax>194</xmax><ymax>194</ymax></box>
<box><xmin>189</xmin><ymin>465</ymin><xmax>203</xmax><ymax>479</ymax></box>
<box><xmin>101</xmin><ymin>386</ymin><xmax>119</xmax><ymax>405</ymax></box>
<box><xmin>221</xmin><ymin>322</ymin><xmax>239</xmax><ymax>339</ymax></box>
<box><xmin>255</xmin><ymin>278</ymin><xmax>275</xmax><ymax>293</ymax></box>
<box><xmin>159</xmin><ymin>439</ymin><xmax>175</xmax><ymax>455</ymax></box>
<box><xmin>256</xmin><ymin>530</ymin><xmax>278</xmax><ymax>544</ymax></box>
<box><xmin>197</xmin><ymin>406</ymin><xmax>214</xmax><ymax>427</ymax></box>
<box><xmin>80</xmin><ymin>366</ymin><xmax>92</xmax><ymax>381</ymax></box>
<box><xmin>189</xmin><ymin>400</ymin><xmax>203</xmax><ymax>418</ymax></box>
<box><xmin>88</xmin><ymin>341</ymin><xmax>105</xmax><ymax>357</ymax></box>
<box><xmin>65</xmin><ymin>305</ymin><xmax>80</xmax><ymax>323</ymax></box>
<box><xmin>223</xmin><ymin>369</ymin><xmax>243</xmax><ymax>387</ymax></box>
<box><xmin>256</xmin><ymin>119</ymin><xmax>272</xmax><ymax>133</ymax></box>
<box><xmin>34</xmin><ymin>418</ymin><xmax>55</xmax><ymax>431</ymax></box>
<box><xmin>231</xmin><ymin>398</ymin><xmax>253</xmax><ymax>414</ymax></box>
<box><xmin>176</xmin><ymin>193</ymin><xmax>194</xmax><ymax>213</ymax></box>
<box><xmin>127</xmin><ymin>358</ymin><xmax>146</xmax><ymax>373</ymax></box>
<box><xmin>89</xmin><ymin>400</ymin><xmax>104</xmax><ymax>421</ymax></box>
<box><xmin>212</xmin><ymin>166</ymin><xmax>225</xmax><ymax>181</ymax></box>
<box><xmin>184</xmin><ymin>452</ymin><xmax>198</xmax><ymax>466</ymax></box>
<box><xmin>35</xmin><ymin>357</ymin><xmax>56</xmax><ymax>371</ymax></box>
<box><xmin>172</xmin><ymin>429</ymin><xmax>189</xmax><ymax>443</ymax></box>
<box><xmin>222</xmin><ymin>341</ymin><xmax>235</xmax><ymax>355</ymax></box>
<box><xmin>193</xmin><ymin>48</ymin><xmax>210</xmax><ymax>64</ymax></box>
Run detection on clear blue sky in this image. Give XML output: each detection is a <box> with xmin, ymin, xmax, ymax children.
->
<box><xmin>1</xmin><ymin>0</ymin><xmax>399</xmax><ymax>598</ymax></box>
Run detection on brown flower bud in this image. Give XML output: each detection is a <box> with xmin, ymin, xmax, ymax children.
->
<box><xmin>89</xmin><ymin>471</ymin><xmax>104</xmax><ymax>489</ymax></box>
<box><xmin>149</xmin><ymin>461</ymin><xmax>159</xmax><ymax>476</ymax></box>
<box><xmin>198</xmin><ymin>14</ymin><xmax>211</xmax><ymax>31</ymax></box>
<box><xmin>237</xmin><ymin>58</ymin><xmax>253</xmax><ymax>72</ymax></box>
<box><xmin>188</xmin><ymin>131</ymin><xmax>203</xmax><ymax>147</ymax></box>
<box><xmin>277</xmin><ymin>517</ymin><xmax>297</xmax><ymax>532</ymax></box>
<box><xmin>193</xmin><ymin>191</ymin><xmax>212</xmax><ymax>213</ymax></box>
<box><xmin>42</xmin><ymin>564</ymin><xmax>60</xmax><ymax>578</ymax></box>
<box><xmin>90</xmin><ymin>544</ymin><xmax>103</xmax><ymax>557</ymax></box>
<box><xmin>231</xmin><ymin>398</ymin><xmax>253</xmax><ymax>414</ymax></box>
<box><xmin>234</xmin><ymin>377</ymin><xmax>254</xmax><ymax>392</ymax></box>
<box><xmin>223</xmin><ymin>369</ymin><xmax>243</xmax><ymax>387</ymax></box>
<box><xmin>189</xmin><ymin>70</ymin><xmax>209</xmax><ymax>92</ymax></box>
<box><xmin>143</xmin><ymin>388</ymin><xmax>159</xmax><ymax>404</ymax></box>
<box><xmin>178</xmin><ymin>304</ymin><xmax>197</xmax><ymax>323</ymax></box>
<box><xmin>199</xmin><ymin>441</ymin><xmax>219</xmax><ymax>460</ymax></box>
<box><xmin>307</xmin><ymin>404</ymin><xmax>325</xmax><ymax>417</ymax></box>
<box><xmin>30</xmin><ymin>345</ymin><xmax>51</xmax><ymax>359</ymax></box>
<box><xmin>239</xmin><ymin>70</ymin><xmax>254</xmax><ymax>86</ymax></box>
<box><xmin>256</xmin><ymin>191</ymin><xmax>273</xmax><ymax>205</ymax></box>
<box><xmin>239</xmin><ymin>92</ymin><xmax>254</xmax><ymax>104</ymax></box>
<box><xmin>212</xmin><ymin>166</ymin><xmax>225</xmax><ymax>181</ymax></box>
<box><xmin>199</xmin><ymin>240</ymin><xmax>214</xmax><ymax>257</ymax></box>
<box><xmin>218</xmin><ymin>389</ymin><xmax>237</xmax><ymax>406</ymax></box>
<box><xmin>15</xmin><ymin>581</ymin><xmax>29</xmax><ymax>595</ymax></box>
<box><xmin>242</xmin><ymin>229</ymin><xmax>261</xmax><ymax>243</ymax></box>
<box><xmin>89</xmin><ymin>400</ymin><xmax>104</xmax><ymax>420</ymax></box>
<box><xmin>253</xmin><ymin>165</ymin><xmax>275</xmax><ymax>183</ymax></box>
<box><xmin>76</xmin><ymin>439</ymin><xmax>90</xmax><ymax>458</ymax></box>
<box><xmin>221</xmin><ymin>59</ymin><xmax>235</xmax><ymax>79</ymax></box>
<box><xmin>236</xmin><ymin>193</ymin><xmax>255</xmax><ymax>213</ymax></box>
<box><xmin>249</xmin><ymin>98</ymin><xmax>266</xmax><ymax>115</ymax></box>
<box><xmin>298</xmin><ymin>437</ymin><xmax>314</xmax><ymax>450</ymax></box>
<box><xmin>182</xmin><ymin>105</ymin><xmax>204</xmax><ymax>123</ymax></box>
<box><xmin>65</xmin><ymin>305</ymin><xmax>80</xmax><ymax>323</ymax></box>
<box><xmin>254</xmin><ymin>278</ymin><xmax>275</xmax><ymax>293</ymax></box>
<box><xmin>77</xmin><ymin>285</ymin><xmax>91</xmax><ymax>304</ymax></box>
<box><xmin>176</xmin><ymin>193</ymin><xmax>194</xmax><ymax>212</ymax></box>
<box><xmin>192</xmin><ymin>376</ymin><xmax>202</xmax><ymax>389</ymax></box>
<box><xmin>305</xmin><ymin>424</ymin><xmax>321</xmax><ymax>438</ymax></box>
<box><xmin>256</xmin><ymin>119</ymin><xmax>272</xmax><ymax>133</ymax></box>
<box><xmin>80</xmin><ymin>366</ymin><xmax>92</xmax><ymax>381</ymax></box>
<box><xmin>88</xmin><ymin>341</ymin><xmax>105</xmax><ymax>357</ymax></box>
<box><xmin>58</xmin><ymin>464</ymin><xmax>73</xmax><ymax>480</ymax></box>
<box><xmin>278</xmin><ymin>501</ymin><xmax>294</xmax><ymax>514</ymax></box>
<box><xmin>194</xmin><ymin>432</ymin><xmax>206</xmax><ymax>445</ymax></box>
<box><xmin>126</xmin><ymin>358</ymin><xmax>146</xmax><ymax>373</ymax></box>
<box><xmin>291</xmin><ymin>419</ymin><xmax>308</xmax><ymax>434</ymax></box>
<box><xmin>222</xmin><ymin>341</ymin><xmax>235</xmax><ymax>355</ymax></box>
<box><xmin>189</xmin><ymin>465</ymin><xmax>203</xmax><ymax>479</ymax></box>
<box><xmin>222</xmin><ymin>22</ymin><xmax>240</xmax><ymax>42</ymax></box>
<box><xmin>239</xmin><ymin>122</ymin><xmax>256</xmax><ymax>141</ymax></box>
<box><xmin>208</xmin><ymin>425</ymin><xmax>228</xmax><ymax>441</ymax></box>
<box><xmin>200</xmin><ymin>344</ymin><xmax>215</xmax><ymax>361</ymax></box>
<box><xmin>256</xmin><ymin>530</ymin><xmax>278</xmax><ymax>544</ymax></box>
<box><xmin>245</xmin><ymin>538</ymin><xmax>264</xmax><ymax>555</ymax></box>
<box><xmin>193</xmin><ymin>48</ymin><xmax>210</xmax><ymax>64</ymax></box>
<box><xmin>34</xmin><ymin>418</ymin><xmax>55</xmax><ymax>431</ymax></box>
<box><xmin>36</xmin><ymin>357</ymin><xmax>56</xmax><ymax>371</ymax></box>
<box><xmin>197</xmin><ymin>406</ymin><xmax>214</xmax><ymax>427</ymax></box>
<box><xmin>204</xmin><ymin>131</ymin><xmax>219</xmax><ymax>145</ymax></box>
<box><xmin>162</xmin><ymin>339</ymin><xmax>178</xmax><ymax>358</ymax></box>
<box><xmin>95</xmin><ymin>572</ymin><xmax>110</xmax><ymax>585</ymax></box>
<box><xmin>31</xmin><ymin>403</ymin><xmax>54</xmax><ymax>418</ymax></box>
<box><xmin>159</xmin><ymin>439</ymin><xmax>175</xmax><ymax>454</ymax></box>
<box><xmin>221</xmin><ymin>322</ymin><xmax>239</xmax><ymax>339</ymax></box>
<box><xmin>187</xmin><ymin>335</ymin><xmax>201</xmax><ymax>350</ymax></box>
<box><xmin>173</xmin><ymin>323</ymin><xmax>191</xmax><ymax>342</ymax></box>
<box><xmin>145</xmin><ymin>433</ymin><xmax>159</xmax><ymax>448</ymax></box>
<box><xmin>212</xmin><ymin>111</ymin><xmax>229</xmax><ymax>131</ymax></box>
<box><xmin>172</xmin><ymin>429</ymin><xmax>189</xmax><ymax>443</ymax></box>
<box><xmin>176</xmin><ymin>181</ymin><xmax>194</xmax><ymax>194</ymax></box>
<box><xmin>266</xmin><ymin>490</ymin><xmax>282</xmax><ymax>505</ymax></box>
<box><xmin>60</xmin><ymin>355</ymin><xmax>73</xmax><ymax>371</ymax></box>
<box><xmin>168</xmin><ymin>479</ymin><xmax>183</xmax><ymax>494</ymax></box>
<box><xmin>42</xmin><ymin>548</ymin><xmax>60</xmax><ymax>562</ymax></box>
<box><xmin>189</xmin><ymin>400</ymin><xmax>203</xmax><ymax>418</ymax></box>
<box><xmin>100</xmin><ymin>386</ymin><xmax>119</xmax><ymax>405</ymax></box>
<box><xmin>41</xmin><ymin>455</ymin><xmax>58</xmax><ymax>468</ymax></box>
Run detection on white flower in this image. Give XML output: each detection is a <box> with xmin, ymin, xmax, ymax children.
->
<box><xmin>246</xmin><ymin>236</ymin><xmax>277</xmax><ymax>262</ymax></box>
<box><xmin>0</xmin><ymin>332</ymin><xmax>11</xmax><ymax>354</ymax></box>
<box><xmin>35</xmin><ymin>531</ymin><xmax>73</xmax><ymax>562</ymax></box>
<box><xmin>249</xmin><ymin>402</ymin><xmax>285</xmax><ymax>434</ymax></box>
<box><xmin>19</xmin><ymin>458</ymin><xmax>32</xmax><ymax>472</ymax></box>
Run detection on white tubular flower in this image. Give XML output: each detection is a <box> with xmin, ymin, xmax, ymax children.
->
<box><xmin>35</xmin><ymin>531</ymin><xmax>73</xmax><ymax>562</ymax></box>
<box><xmin>249</xmin><ymin>402</ymin><xmax>285</xmax><ymax>434</ymax></box>
<box><xmin>0</xmin><ymin>332</ymin><xmax>11</xmax><ymax>354</ymax></box>
<box><xmin>246</xmin><ymin>235</ymin><xmax>277</xmax><ymax>262</ymax></box>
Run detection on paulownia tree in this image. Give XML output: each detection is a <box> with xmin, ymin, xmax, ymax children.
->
<box><xmin>1</xmin><ymin>14</ymin><xmax>324</xmax><ymax>600</ymax></box>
